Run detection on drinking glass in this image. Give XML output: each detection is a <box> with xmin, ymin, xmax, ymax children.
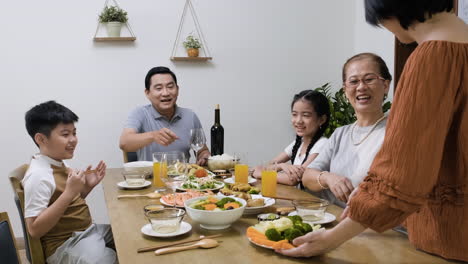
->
<box><xmin>152</xmin><ymin>152</ymin><xmax>167</xmax><ymax>191</ymax></box>
<box><xmin>161</xmin><ymin>152</ymin><xmax>188</xmax><ymax>207</ymax></box>
<box><xmin>190</xmin><ymin>128</ymin><xmax>206</xmax><ymax>163</ymax></box>
<box><xmin>261</xmin><ymin>162</ymin><xmax>278</xmax><ymax>197</ymax></box>
<box><xmin>233</xmin><ymin>153</ymin><xmax>249</xmax><ymax>184</ymax></box>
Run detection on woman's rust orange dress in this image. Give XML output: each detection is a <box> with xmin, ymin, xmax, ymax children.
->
<box><xmin>348</xmin><ymin>41</ymin><xmax>468</xmax><ymax>261</ymax></box>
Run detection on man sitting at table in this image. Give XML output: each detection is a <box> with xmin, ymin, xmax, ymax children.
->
<box><xmin>23</xmin><ymin>101</ymin><xmax>116</xmax><ymax>264</ymax></box>
<box><xmin>119</xmin><ymin>66</ymin><xmax>210</xmax><ymax>164</ymax></box>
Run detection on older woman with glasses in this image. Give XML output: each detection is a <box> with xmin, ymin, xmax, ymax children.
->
<box><xmin>301</xmin><ymin>52</ymin><xmax>391</xmax><ymax>208</ymax></box>
<box><xmin>278</xmin><ymin>0</ymin><xmax>468</xmax><ymax>261</ymax></box>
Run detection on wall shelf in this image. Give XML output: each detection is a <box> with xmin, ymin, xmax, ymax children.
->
<box><xmin>170</xmin><ymin>56</ymin><xmax>212</xmax><ymax>61</ymax></box>
<box><xmin>93</xmin><ymin>37</ymin><xmax>136</xmax><ymax>42</ymax></box>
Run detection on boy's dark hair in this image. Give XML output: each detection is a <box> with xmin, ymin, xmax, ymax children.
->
<box><xmin>365</xmin><ymin>0</ymin><xmax>453</xmax><ymax>29</ymax></box>
<box><xmin>25</xmin><ymin>101</ymin><xmax>79</xmax><ymax>146</ymax></box>
<box><xmin>144</xmin><ymin>66</ymin><xmax>178</xmax><ymax>90</ymax></box>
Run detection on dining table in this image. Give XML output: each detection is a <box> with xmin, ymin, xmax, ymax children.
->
<box><xmin>102</xmin><ymin>168</ymin><xmax>451</xmax><ymax>264</ymax></box>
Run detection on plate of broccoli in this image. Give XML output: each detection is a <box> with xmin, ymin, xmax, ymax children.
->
<box><xmin>246</xmin><ymin>215</ymin><xmax>322</xmax><ymax>250</ymax></box>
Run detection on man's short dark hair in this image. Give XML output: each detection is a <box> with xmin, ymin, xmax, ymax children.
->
<box><xmin>25</xmin><ymin>101</ymin><xmax>78</xmax><ymax>146</ymax></box>
<box><xmin>365</xmin><ymin>0</ymin><xmax>453</xmax><ymax>29</ymax></box>
<box><xmin>144</xmin><ymin>66</ymin><xmax>178</xmax><ymax>90</ymax></box>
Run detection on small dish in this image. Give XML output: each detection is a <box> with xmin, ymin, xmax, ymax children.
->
<box><xmin>140</xmin><ymin>221</ymin><xmax>192</xmax><ymax>238</ymax></box>
<box><xmin>223</xmin><ymin>177</ymin><xmax>257</xmax><ymax>184</ymax></box>
<box><xmin>117</xmin><ymin>180</ymin><xmax>151</xmax><ymax>189</ymax></box>
<box><xmin>257</xmin><ymin>213</ymin><xmax>280</xmax><ymax>222</ymax></box>
<box><xmin>288</xmin><ymin>211</ymin><xmax>336</xmax><ymax>225</ymax></box>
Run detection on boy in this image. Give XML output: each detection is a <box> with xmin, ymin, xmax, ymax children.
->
<box><xmin>23</xmin><ymin>101</ymin><xmax>116</xmax><ymax>264</ymax></box>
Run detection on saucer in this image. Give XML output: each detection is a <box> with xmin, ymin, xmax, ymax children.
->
<box><xmin>117</xmin><ymin>180</ymin><xmax>151</xmax><ymax>189</ymax></box>
<box><xmin>140</xmin><ymin>221</ymin><xmax>192</xmax><ymax>238</ymax></box>
<box><xmin>288</xmin><ymin>211</ymin><xmax>336</xmax><ymax>225</ymax></box>
<box><xmin>224</xmin><ymin>177</ymin><xmax>257</xmax><ymax>184</ymax></box>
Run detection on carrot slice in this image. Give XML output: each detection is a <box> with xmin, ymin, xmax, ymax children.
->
<box><xmin>202</xmin><ymin>204</ymin><xmax>217</xmax><ymax>210</ymax></box>
<box><xmin>223</xmin><ymin>202</ymin><xmax>240</xmax><ymax>209</ymax></box>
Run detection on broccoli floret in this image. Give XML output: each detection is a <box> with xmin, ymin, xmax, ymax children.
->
<box><xmin>293</xmin><ymin>224</ymin><xmax>306</xmax><ymax>233</ymax></box>
<box><xmin>265</xmin><ymin>228</ymin><xmax>283</xmax><ymax>241</ymax></box>
<box><xmin>301</xmin><ymin>222</ymin><xmax>313</xmax><ymax>233</ymax></box>
<box><xmin>283</xmin><ymin>228</ymin><xmax>303</xmax><ymax>242</ymax></box>
<box><xmin>215</xmin><ymin>197</ymin><xmax>236</xmax><ymax>208</ymax></box>
<box><xmin>287</xmin><ymin>215</ymin><xmax>303</xmax><ymax>225</ymax></box>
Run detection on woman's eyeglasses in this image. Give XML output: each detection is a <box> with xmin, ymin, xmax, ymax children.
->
<box><xmin>344</xmin><ymin>74</ymin><xmax>385</xmax><ymax>89</ymax></box>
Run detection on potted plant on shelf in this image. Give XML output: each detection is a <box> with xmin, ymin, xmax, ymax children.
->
<box><xmin>99</xmin><ymin>6</ymin><xmax>128</xmax><ymax>37</ymax></box>
<box><xmin>183</xmin><ymin>35</ymin><xmax>202</xmax><ymax>57</ymax></box>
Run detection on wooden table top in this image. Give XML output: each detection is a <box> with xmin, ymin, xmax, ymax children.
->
<box><xmin>102</xmin><ymin>168</ymin><xmax>450</xmax><ymax>264</ymax></box>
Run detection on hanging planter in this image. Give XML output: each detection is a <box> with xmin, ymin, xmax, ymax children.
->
<box><xmin>183</xmin><ymin>35</ymin><xmax>201</xmax><ymax>57</ymax></box>
<box><xmin>99</xmin><ymin>6</ymin><xmax>128</xmax><ymax>37</ymax></box>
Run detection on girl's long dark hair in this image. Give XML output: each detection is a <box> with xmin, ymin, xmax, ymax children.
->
<box><xmin>290</xmin><ymin>90</ymin><xmax>330</xmax><ymax>165</ymax></box>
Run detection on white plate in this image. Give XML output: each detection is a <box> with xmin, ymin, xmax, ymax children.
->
<box><xmin>224</xmin><ymin>177</ymin><xmax>257</xmax><ymax>184</ymax></box>
<box><xmin>159</xmin><ymin>193</ymin><xmax>187</xmax><ymax>208</ymax></box>
<box><xmin>117</xmin><ymin>180</ymin><xmax>151</xmax><ymax>189</ymax></box>
<box><xmin>140</xmin><ymin>221</ymin><xmax>192</xmax><ymax>238</ymax></box>
<box><xmin>288</xmin><ymin>211</ymin><xmax>336</xmax><ymax>225</ymax></box>
<box><xmin>177</xmin><ymin>180</ymin><xmax>225</xmax><ymax>192</ymax></box>
<box><xmin>244</xmin><ymin>195</ymin><xmax>275</xmax><ymax>215</ymax></box>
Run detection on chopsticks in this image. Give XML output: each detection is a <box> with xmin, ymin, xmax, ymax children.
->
<box><xmin>137</xmin><ymin>234</ymin><xmax>222</xmax><ymax>253</ymax></box>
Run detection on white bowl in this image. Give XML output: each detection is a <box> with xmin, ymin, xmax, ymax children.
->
<box><xmin>207</xmin><ymin>157</ymin><xmax>239</xmax><ymax>171</ymax></box>
<box><xmin>184</xmin><ymin>195</ymin><xmax>246</xmax><ymax>230</ymax></box>
<box><xmin>123</xmin><ymin>161</ymin><xmax>153</xmax><ymax>176</ymax></box>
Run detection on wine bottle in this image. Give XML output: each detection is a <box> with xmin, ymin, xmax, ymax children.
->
<box><xmin>210</xmin><ymin>104</ymin><xmax>224</xmax><ymax>155</ymax></box>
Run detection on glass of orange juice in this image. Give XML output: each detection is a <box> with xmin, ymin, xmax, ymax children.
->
<box><xmin>261</xmin><ymin>163</ymin><xmax>277</xmax><ymax>197</ymax></box>
<box><xmin>153</xmin><ymin>152</ymin><xmax>167</xmax><ymax>191</ymax></box>
<box><xmin>234</xmin><ymin>153</ymin><xmax>249</xmax><ymax>184</ymax></box>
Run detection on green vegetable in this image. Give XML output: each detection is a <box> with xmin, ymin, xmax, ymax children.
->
<box><xmin>293</xmin><ymin>224</ymin><xmax>305</xmax><ymax>233</ymax></box>
<box><xmin>301</xmin><ymin>223</ymin><xmax>312</xmax><ymax>233</ymax></box>
<box><xmin>265</xmin><ymin>228</ymin><xmax>283</xmax><ymax>242</ymax></box>
<box><xmin>283</xmin><ymin>228</ymin><xmax>303</xmax><ymax>242</ymax></box>
<box><xmin>247</xmin><ymin>187</ymin><xmax>260</xmax><ymax>194</ymax></box>
<box><xmin>215</xmin><ymin>197</ymin><xmax>236</xmax><ymax>208</ymax></box>
<box><xmin>287</xmin><ymin>215</ymin><xmax>303</xmax><ymax>225</ymax></box>
<box><xmin>193</xmin><ymin>205</ymin><xmax>205</xmax><ymax>210</ymax></box>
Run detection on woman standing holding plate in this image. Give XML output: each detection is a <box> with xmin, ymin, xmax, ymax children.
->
<box><xmin>279</xmin><ymin>0</ymin><xmax>468</xmax><ymax>261</ymax></box>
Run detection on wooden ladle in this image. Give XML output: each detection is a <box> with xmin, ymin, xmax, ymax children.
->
<box><xmin>117</xmin><ymin>192</ymin><xmax>161</xmax><ymax>199</ymax></box>
<box><xmin>154</xmin><ymin>239</ymin><xmax>219</xmax><ymax>255</ymax></box>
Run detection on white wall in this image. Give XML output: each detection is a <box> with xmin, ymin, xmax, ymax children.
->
<box><xmin>0</xmin><ymin>0</ymin><xmax>393</xmax><ymax>237</ymax></box>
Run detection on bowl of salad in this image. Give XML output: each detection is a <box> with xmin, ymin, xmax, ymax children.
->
<box><xmin>184</xmin><ymin>195</ymin><xmax>246</xmax><ymax>230</ymax></box>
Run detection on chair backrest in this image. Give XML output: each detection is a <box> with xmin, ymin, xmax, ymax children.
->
<box><xmin>9</xmin><ymin>164</ymin><xmax>46</xmax><ymax>264</ymax></box>
<box><xmin>123</xmin><ymin>151</ymin><xmax>138</xmax><ymax>163</ymax></box>
<box><xmin>0</xmin><ymin>212</ymin><xmax>21</xmax><ymax>264</ymax></box>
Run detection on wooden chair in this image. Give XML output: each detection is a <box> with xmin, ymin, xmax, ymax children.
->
<box><xmin>9</xmin><ymin>164</ymin><xmax>45</xmax><ymax>264</ymax></box>
<box><xmin>0</xmin><ymin>211</ymin><xmax>21</xmax><ymax>264</ymax></box>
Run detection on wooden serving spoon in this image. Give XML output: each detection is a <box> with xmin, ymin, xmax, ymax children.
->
<box><xmin>154</xmin><ymin>239</ymin><xmax>219</xmax><ymax>255</ymax></box>
<box><xmin>117</xmin><ymin>192</ymin><xmax>161</xmax><ymax>199</ymax></box>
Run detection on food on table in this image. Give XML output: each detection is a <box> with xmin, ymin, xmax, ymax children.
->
<box><xmin>247</xmin><ymin>198</ymin><xmax>265</xmax><ymax>207</ymax></box>
<box><xmin>220</xmin><ymin>183</ymin><xmax>260</xmax><ymax>195</ymax></box>
<box><xmin>189</xmin><ymin>196</ymin><xmax>242</xmax><ymax>211</ymax></box>
<box><xmin>276</xmin><ymin>207</ymin><xmax>295</xmax><ymax>215</ymax></box>
<box><xmin>246</xmin><ymin>216</ymin><xmax>321</xmax><ymax>249</ymax></box>
<box><xmin>220</xmin><ymin>183</ymin><xmax>263</xmax><ymax>208</ymax></box>
<box><xmin>161</xmin><ymin>190</ymin><xmax>209</xmax><ymax>207</ymax></box>
<box><xmin>167</xmin><ymin>162</ymin><xmax>211</xmax><ymax>178</ymax></box>
<box><xmin>257</xmin><ymin>213</ymin><xmax>280</xmax><ymax>222</ymax></box>
<box><xmin>181</xmin><ymin>175</ymin><xmax>224</xmax><ymax>190</ymax></box>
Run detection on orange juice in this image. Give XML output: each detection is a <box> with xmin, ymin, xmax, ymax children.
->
<box><xmin>153</xmin><ymin>162</ymin><xmax>167</xmax><ymax>188</ymax></box>
<box><xmin>235</xmin><ymin>164</ymin><xmax>249</xmax><ymax>184</ymax></box>
<box><xmin>261</xmin><ymin>170</ymin><xmax>277</xmax><ymax>197</ymax></box>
